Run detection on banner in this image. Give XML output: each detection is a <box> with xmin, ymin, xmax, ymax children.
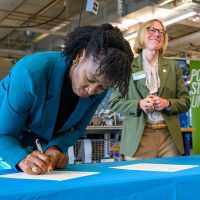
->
<box><xmin>177</xmin><ymin>59</ymin><xmax>190</xmax><ymax>128</ymax></box>
<box><xmin>190</xmin><ymin>60</ymin><xmax>200</xmax><ymax>154</ymax></box>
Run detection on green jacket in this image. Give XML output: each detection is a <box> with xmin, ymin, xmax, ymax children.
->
<box><xmin>109</xmin><ymin>55</ymin><xmax>190</xmax><ymax>156</ymax></box>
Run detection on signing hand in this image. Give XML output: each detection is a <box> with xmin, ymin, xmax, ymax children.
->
<box><xmin>45</xmin><ymin>146</ymin><xmax>68</xmax><ymax>170</ymax></box>
<box><xmin>17</xmin><ymin>150</ymin><xmax>52</xmax><ymax>175</ymax></box>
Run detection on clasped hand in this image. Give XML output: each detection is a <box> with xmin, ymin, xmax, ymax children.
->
<box><xmin>139</xmin><ymin>95</ymin><xmax>169</xmax><ymax>114</ymax></box>
<box><xmin>18</xmin><ymin>146</ymin><xmax>68</xmax><ymax>175</ymax></box>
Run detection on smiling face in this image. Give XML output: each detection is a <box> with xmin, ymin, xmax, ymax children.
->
<box><xmin>143</xmin><ymin>21</ymin><xmax>166</xmax><ymax>52</ymax></box>
<box><xmin>70</xmin><ymin>51</ymin><xmax>112</xmax><ymax>98</ymax></box>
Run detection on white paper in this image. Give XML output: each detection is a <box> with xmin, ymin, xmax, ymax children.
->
<box><xmin>0</xmin><ymin>171</ymin><xmax>99</xmax><ymax>181</ymax></box>
<box><xmin>111</xmin><ymin>163</ymin><xmax>198</xmax><ymax>172</ymax></box>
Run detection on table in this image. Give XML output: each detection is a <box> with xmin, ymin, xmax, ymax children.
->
<box><xmin>86</xmin><ymin>126</ymin><xmax>195</xmax><ymax>156</ymax></box>
<box><xmin>1</xmin><ymin>156</ymin><xmax>200</xmax><ymax>199</ymax></box>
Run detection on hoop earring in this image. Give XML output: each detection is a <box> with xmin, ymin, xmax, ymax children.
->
<box><xmin>72</xmin><ymin>60</ymin><xmax>78</xmax><ymax>67</ymax></box>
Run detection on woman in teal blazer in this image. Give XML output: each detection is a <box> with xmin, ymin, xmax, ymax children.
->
<box><xmin>109</xmin><ymin>19</ymin><xmax>190</xmax><ymax>159</ymax></box>
<box><xmin>0</xmin><ymin>24</ymin><xmax>133</xmax><ymax>174</ymax></box>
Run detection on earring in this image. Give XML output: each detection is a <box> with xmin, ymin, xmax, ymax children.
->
<box><xmin>72</xmin><ymin>60</ymin><xmax>78</xmax><ymax>67</ymax></box>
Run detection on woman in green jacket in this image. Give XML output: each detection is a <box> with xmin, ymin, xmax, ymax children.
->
<box><xmin>109</xmin><ymin>19</ymin><xmax>190</xmax><ymax>159</ymax></box>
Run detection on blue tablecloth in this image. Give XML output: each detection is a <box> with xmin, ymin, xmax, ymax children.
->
<box><xmin>1</xmin><ymin>155</ymin><xmax>200</xmax><ymax>200</ymax></box>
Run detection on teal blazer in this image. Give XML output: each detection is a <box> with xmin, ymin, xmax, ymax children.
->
<box><xmin>0</xmin><ymin>52</ymin><xmax>107</xmax><ymax>169</ymax></box>
<box><xmin>109</xmin><ymin>55</ymin><xmax>190</xmax><ymax>156</ymax></box>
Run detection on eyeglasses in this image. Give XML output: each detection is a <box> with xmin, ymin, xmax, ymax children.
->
<box><xmin>147</xmin><ymin>27</ymin><xmax>167</xmax><ymax>37</ymax></box>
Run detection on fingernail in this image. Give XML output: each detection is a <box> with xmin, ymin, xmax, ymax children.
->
<box><xmin>47</xmin><ymin>168</ymin><xmax>52</xmax><ymax>174</ymax></box>
<box><xmin>48</xmin><ymin>165</ymin><xmax>53</xmax><ymax>173</ymax></box>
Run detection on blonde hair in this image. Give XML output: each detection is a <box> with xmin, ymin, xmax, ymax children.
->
<box><xmin>134</xmin><ymin>19</ymin><xmax>168</xmax><ymax>55</ymax></box>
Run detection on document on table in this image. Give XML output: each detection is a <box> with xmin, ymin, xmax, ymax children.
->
<box><xmin>111</xmin><ymin>163</ymin><xmax>198</xmax><ymax>172</ymax></box>
<box><xmin>0</xmin><ymin>171</ymin><xmax>99</xmax><ymax>181</ymax></box>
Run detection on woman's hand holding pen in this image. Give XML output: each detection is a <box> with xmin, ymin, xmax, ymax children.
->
<box><xmin>17</xmin><ymin>150</ymin><xmax>53</xmax><ymax>175</ymax></box>
<box><xmin>45</xmin><ymin>146</ymin><xmax>68</xmax><ymax>169</ymax></box>
<box><xmin>18</xmin><ymin>147</ymin><xmax>68</xmax><ymax>175</ymax></box>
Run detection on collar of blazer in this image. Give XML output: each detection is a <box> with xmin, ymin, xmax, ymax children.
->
<box><xmin>47</xmin><ymin>54</ymin><xmax>68</xmax><ymax>98</ymax></box>
<box><xmin>41</xmin><ymin>55</ymin><xmax>70</xmax><ymax>139</ymax></box>
<box><xmin>132</xmin><ymin>54</ymin><xmax>170</xmax><ymax>95</ymax></box>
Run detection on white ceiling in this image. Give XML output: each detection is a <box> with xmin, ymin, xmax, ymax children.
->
<box><xmin>0</xmin><ymin>0</ymin><xmax>200</xmax><ymax>75</ymax></box>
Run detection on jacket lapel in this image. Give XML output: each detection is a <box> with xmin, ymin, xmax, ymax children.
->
<box><xmin>158</xmin><ymin>57</ymin><xmax>169</xmax><ymax>95</ymax></box>
<box><xmin>41</xmin><ymin>55</ymin><xmax>68</xmax><ymax>140</ymax></box>
<box><xmin>132</xmin><ymin>55</ymin><xmax>148</xmax><ymax>98</ymax></box>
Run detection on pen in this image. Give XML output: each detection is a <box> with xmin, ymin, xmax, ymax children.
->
<box><xmin>35</xmin><ymin>139</ymin><xmax>51</xmax><ymax>173</ymax></box>
<box><xmin>35</xmin><ymin>138</ymin><xmax>44</xmax><ymax>153</ymax></box>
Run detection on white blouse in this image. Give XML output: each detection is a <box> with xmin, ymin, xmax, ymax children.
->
<box><xmin>142</xmin><ymin>54</ymin><xmax>164</xmax><ymax>123</ymax></box>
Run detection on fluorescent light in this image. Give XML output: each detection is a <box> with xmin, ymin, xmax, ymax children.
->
<box><xmin>159</xmin><ymin>0</ymin><xmax>174</xmax><ymax>6</ymax></box>
<box><xmin>112</xmin><ymin>19</ymin><xmax>138</xmax><ymax>31</ymax></box>
<box><xmin>51</xmin><ymin>23</ymin><xmax>66</xmax><ymax>31</ymax></box>
<box><xmin>33</xmin><ymin>22</ymin><xmax>67</xmax><ymax>42</ymax></box>
<box><xmin>164</xmin><ymin>11</ymin><xmax>197</xmax><ymax>26</ymax></box>
<box><xmin>121</xmin><ymin>19</ymin><xmax>138</xmax><ymax>29</ymax></box>
<box><xmin>33</xmin><ymin>33</ymin><xmax>49</xmax><ymax>42</ymax></box>
<box><xmin>124</xmin><ymin>32</ymin><xmax>137</xmax><ymax>41</ymax></box>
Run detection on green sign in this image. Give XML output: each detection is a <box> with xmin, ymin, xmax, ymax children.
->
<box><xmin>190</xmin><ymin>60</ymin><xmax>200</xmax><ymax>154</ymax></box>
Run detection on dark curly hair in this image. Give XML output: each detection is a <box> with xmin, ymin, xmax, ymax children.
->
<box><xmin>62</xmin><ymin>23</ymin><xmax>133</xmax><ymax>96</ymax></box>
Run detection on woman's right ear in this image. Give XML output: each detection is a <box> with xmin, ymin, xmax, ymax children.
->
<box><xmin>74</xmin><ymin>49</ymin><xmax>86</xmax><ymax>64</ymax></box>
<box><xmin>79</xmin><ymin>49</ymin><xmax>86</xmax><ymax>60</ymax></box>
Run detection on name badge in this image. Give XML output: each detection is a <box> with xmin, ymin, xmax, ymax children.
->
<box><xmin>132</xmin><ymin>70</ymin><xmax>145</xmax><ymax>80</ymax></box>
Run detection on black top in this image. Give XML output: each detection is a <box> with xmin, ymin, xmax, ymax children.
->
<box><xmin>54</xmin><ymin>69</ymin><xmax>79</xmax><ymax>133</ymax></box>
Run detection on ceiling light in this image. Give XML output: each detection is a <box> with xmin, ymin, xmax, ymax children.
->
<box><xmin>121</xmin><ymin>19</ymin><xmax>138</xmax><ymax>28</ymax></box>
<box><xmin>159</xmin><ymin>0</ymin><xmax>174</xmax><ymax>6</ymax></box>
<box><xmin>114</xmin><ymin>19</ymin><xmax>138</xmax><ymax>30</ymax></box>
<box><xmin>33</xmin><ymin>22</ymin><xmax>67</xmax><ymax>42</ymax></box>
<box><xmin>124</xmin><ymin>32</ymin><xmax>137</xmax><ymax>41</ymax></box>
<box><xmin>33</xmin><ymin>33</ymin><xmax>49</xmax><ymax>42</ymax></box>
<box><xmin>164</xmin><ymin>11</ymin><xmax>197</xmax><ymax>26</ymax></box>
